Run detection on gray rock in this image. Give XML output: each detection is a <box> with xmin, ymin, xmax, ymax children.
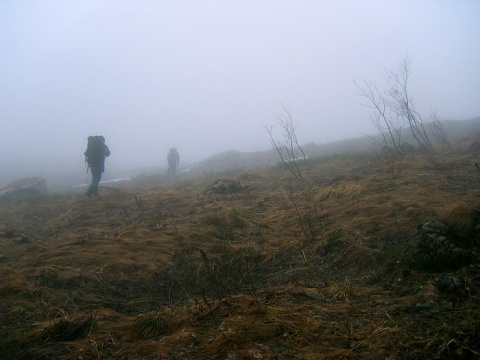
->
<box><xmin>0</xmin><ymin>177</ymin><xmax>47</xmax><ymax>203</ymax></box>
<box><xmin>415</xmin><ymin>220</ymin><xmax>473</xmax><ymax>268</ymax></box>
<box><xmin>203</xmin><ymin>179</ymin><xmax>243</xmax><ymax>195</ymax></box>
<box><xmin>16</xmin><ymin>234</ymin><xmax>31</xmax><ymax>243</ymax></box>
<box><xmin>438</xmin><ymin>276</ymin><xmax>465</xmax><ymax>294</ymax></box>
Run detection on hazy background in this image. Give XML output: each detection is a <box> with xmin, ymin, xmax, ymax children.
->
<box><xmin>1</xmin><ymin>1</ymin><xmax>480</xmax><ymax>189</ymax></box>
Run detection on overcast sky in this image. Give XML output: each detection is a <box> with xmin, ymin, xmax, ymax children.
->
<box><xmin>1</xmin><ymin>1</ymin><xmax>479</xmax><ymax>184</ymax></box>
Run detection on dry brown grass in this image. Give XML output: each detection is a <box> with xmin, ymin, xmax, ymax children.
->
<box><xmin>437</xmin><ymin>202</ymin><xmax>476</xmax><ymax>235</ymax></box>
<box><xmin>1</xmin><ymin>144</ymin><xmax>480</xmax><ymax>358</ymax></box>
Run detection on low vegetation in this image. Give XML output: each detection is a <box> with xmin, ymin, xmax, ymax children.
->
<box><xmin>1</xmin><ymin>136</ymin><xmax>480</xmax><ymax>359</ymax></box>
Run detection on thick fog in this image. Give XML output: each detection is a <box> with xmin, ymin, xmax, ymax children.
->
<box><xmin>1</xmin><ymin>1</ymin><xmax>479</xmax><ymax>189</ymax></box>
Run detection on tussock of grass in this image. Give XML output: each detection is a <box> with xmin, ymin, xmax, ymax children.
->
<box><xmin>133</xmin><ymin>310</ymin><xmax>170</xmax><ymax>338</ymax></box>
<box><xmin>39</xmin><ymin>312</ymin><xmax>95</xmax><ymax>342</ymax></box>
<box><xmin>437</xmin><ymin>202</ymin><xmax>475</xmax><ymax>234</ymax></box>
<box><xmin>328</xmin><ymin>278</ymin><xmax>357</xmax><ymax>301</ymax></box>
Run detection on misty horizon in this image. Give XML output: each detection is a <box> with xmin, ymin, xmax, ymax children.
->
<box><xmin>1</xmin><ymin>1</ymin><xmax>479</xmax><ymax>188</ymax></box>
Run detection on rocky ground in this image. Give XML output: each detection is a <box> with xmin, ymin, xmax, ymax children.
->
<box><xmin>1</xmin><ymin>143</ymin><xmax>480</xmax><ymax>359</ymax></box>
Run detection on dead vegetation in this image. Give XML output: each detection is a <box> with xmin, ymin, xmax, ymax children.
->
<box><xmin>1</xmin><ymin>139</ymin><xmax>480</xmax><ymax>359</ymax></box>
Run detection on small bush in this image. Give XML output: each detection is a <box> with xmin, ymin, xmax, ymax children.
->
<box><xmin>133</xmin><ymin>311</ymin><xmax>170</xmax><ymax>338</ymax></box>
<box><xmin>39</xmin><ymin>313</ymin><xmax>95</xmax><ymax>341</ymax></box>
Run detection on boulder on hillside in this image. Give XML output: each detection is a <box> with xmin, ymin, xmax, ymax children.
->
<box><xmin>415</xmin><ymin>220</ymin><xmax>475</xmax><ymax>269</ymax></box>
<box><xmin>203</xmin><ymin>179</ymin><xmax>243</xmax><ymax>195</ymax></box>
<box><xmin>0</xmin><ymin>177</ymin><xmax>47</xmax><ymax>203</ymax></box>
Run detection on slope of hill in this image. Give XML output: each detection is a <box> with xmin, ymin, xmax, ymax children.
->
<box><xmin>193</xmin><ymin>116</ymin><xmax>480</xmax><ymax>175</ymax></box>
<box><xmin>1</xmin><ymin>132</ymin><xmax>480</xmax><ymax>358</ymax></box>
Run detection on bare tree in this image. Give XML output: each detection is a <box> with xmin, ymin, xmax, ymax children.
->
<box><xmin>355</xmin><ymin>56</ymin><xmax>446</xmax><ymax>155</ymax></box>
<box><xmin>385</xmin><ymin>57</ymin><xmax>434</xmax><ymax>151</ymax></box>
<box><xmin>429</xmin><ymin>110</ymin><xmax>450</xmax><ymax>150</ymax></box>
<box><xmin>354</xmin><ymin>79</ymin><xmax>404</xmax><ymax>155</ymax></box>
<box><xmin>266</xmin><ymin>104</ymin><xmax>306</xmax><ymax>181</ymax></box>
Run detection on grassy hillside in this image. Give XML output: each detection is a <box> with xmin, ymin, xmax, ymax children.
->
<box><xmin>193</xmin><ymin>117</ymin><xmax>480</xmax><ymax>175</ymax></box>
<box><xmin>1</xmin><ymin>135</ymin><xmax>480</xmax><ymax>359</ymax></box>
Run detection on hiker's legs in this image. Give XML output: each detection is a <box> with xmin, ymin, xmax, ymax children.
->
<box><xmin>167</xmin><ymin>165</ymin><xmax>174</xmax><ymax>177</ymax></box>
<box><xmin>87</xmin><ymin>168</ymin><xmax>102</xmax><ymax>197</ymax></box>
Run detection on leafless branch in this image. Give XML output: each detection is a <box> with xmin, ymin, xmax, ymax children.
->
<box><xmin>266</xmin><ymin>104</ymin><xmax>306</xmax><ymax>181</ymax></box>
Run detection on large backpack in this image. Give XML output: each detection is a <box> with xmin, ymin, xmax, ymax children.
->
<box><xmin>84</xmin><ymin>136</ymin><xmax>109</xmax><ymax>168</ymax></box>
<box><xmin>167</xmin><ymin>148</ymin><xmax>180</xmax><ymax>166</ymax></box>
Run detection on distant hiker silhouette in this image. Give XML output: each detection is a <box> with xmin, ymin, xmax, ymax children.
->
<box><xmin>84</xmin><ymin>135</ymin><xmax>110</xmax><ymax>198</ymax></box>
<box><xmin>167</xmin><ymin>148</ymin><xmax>180</xmax><ymax>177</ymax></box>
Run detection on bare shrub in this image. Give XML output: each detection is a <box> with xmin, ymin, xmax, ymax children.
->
<box><xmin>266</xmin><ymin>104</ymin><xmax>306</xmax><ymax>181</ymax></box>
<box><xmin>355</xmin><ymin>56</ymin><xmax>448</xmax><ymax>155</ymax></box>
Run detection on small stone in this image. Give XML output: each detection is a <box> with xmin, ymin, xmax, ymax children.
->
<box><xmin>16</xmin><ymin>234</ymin><xmax>31</xmax><ymax>243</ymax></box>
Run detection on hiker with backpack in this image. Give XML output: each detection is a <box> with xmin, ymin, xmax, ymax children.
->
<box><xmin>84</xmin><ymin>135</ymin><xmax>110</xmax><ymax>198</ymax></box>
<box><xmin>167</xmin><ymin>148</ymin><xmax>180</xmax><ymax>177</ymax></box>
